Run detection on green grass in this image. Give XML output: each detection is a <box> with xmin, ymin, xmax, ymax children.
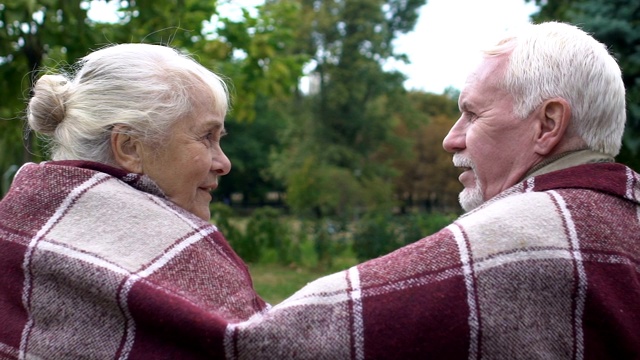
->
<box><xmin>248</xmin><ymin>256</ymin><xmax>358</xmax><ymax>304</ymax></box>
<box><xmin>248</xmin><ymin>263</ymin><xmax>330</xmax><ymax>304</ymax></box>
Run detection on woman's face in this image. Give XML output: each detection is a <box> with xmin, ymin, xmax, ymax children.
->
<box><xmin>139</xmin><ymin>100</ymin><xmax>231</xmax><ymax>221</ymax></box>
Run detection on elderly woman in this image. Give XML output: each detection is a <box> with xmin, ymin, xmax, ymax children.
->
<box><xmin>0</xmin><ymin>44</ymin><xmax>267</xmax><ymax>358</ymax></box>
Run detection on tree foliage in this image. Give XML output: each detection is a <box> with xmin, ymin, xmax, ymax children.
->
<box><xmin>271</xmin><ymin>0</ymin><xmax>427</xmax><ymax>217</ymax></box>
<box><xmin>0</xmin><ymin>0</ymin><xmax>104</xmax><ymax>176</ymax></box>
<box><xmin>304</xmin><ymin>0</ymin><xmax>425</xmax><ymax>172</ymax></box>
<box><xmin>0</xmin><ymin>0</ymin><xmax>308</xmax><ymax>198</ymax></box>
<box><xmin>211</xmin><ymin>0</ymin><xmax>309</xmax><ymax>121</ymax></box>
<box><xmin>198</xmin><ymin>1</ymin><xmax>310</xmax><ymax>205</ymax></box>
<box><xmin>215</xmin><ymin>96</ymin><xmax>290</xmax><ymax>207</ymax></box>
<box><xmin>392</xmin><ymin>92</ymin><xmax>462</xmax><ymax>213</ymax></box>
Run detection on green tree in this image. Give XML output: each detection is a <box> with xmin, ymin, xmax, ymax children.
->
<box><xmin>216</xmin><ymin>97</ymin><xmax>289</xmax><ymax>207</ymax></box>
<box><xmin>100</xmin><ymin>0</ymin><xmax>216</xmax><ymax>47</ymax></box>
<box><xmin>0</xmin><ymin>1</ymin><xmax>309</xmax><ymax>200</ymax></box>
<box><xmin>272</xmin><ymin>0</ymin><xmax>426</xmax><ymax>217</ymax></box>
<box><xmin>205</xmin><ymin>0</ymin><xmax>308</xmax><ymax>121</ymax></box>
<box><xmin>207</xmin><ymin>1</ymin><xmax>309</xmax><ymax>205</ymax></box>
<box><xmin>304</xmin><ymin>0</ymin><xmax>424</xmax><ymax>173</ymax></box>
<box><xmin>0</xmin><ymin>0</ymin><xmax>107</xmax><ymax>182</ymax></box>
<box><xmin>0</xmin><ymin>0</ymin><xmax>220</xmax><ymax>193</ymax></box>
<box><xmin>392</xmin><ymin>92</ymin><xmax>462</xmax><ymax>213</ymax></box>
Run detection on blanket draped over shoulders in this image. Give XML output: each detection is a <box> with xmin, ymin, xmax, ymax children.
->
<box><xmin>1</xmin><ymin>161</ymin><xmax>639</xmax><ymax>359</ymax></box>
<box><xmin>0</xmin><ymin>161</ymin><xmax>266</xmax><ymax>359</ymax></box>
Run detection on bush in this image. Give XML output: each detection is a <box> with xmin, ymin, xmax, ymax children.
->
<box><xmin>244</xmin><ymin>207</ymin><xmax>299</xmax><ymax>265</ymax></box>
<box><xmin>352</xmin><ymin>211</ymin><xmax>399</xmax><ymax>261</ymax></box>
<box><xmin>352</xmin><ymin>210</ymin><xmax>457</xmax><ymax>261</ymax></box>
<box><xmin>307</xmin><ymin>218</ymin><xmax>350</xmax><ymax>270</ymax></box>
<box><xmin>210</xmin><ymin>203</ymin><xmax>260</xmax><ymax>262</ymax></box>
<box><xmin>417</xmin><ymin>212</ymin><xmax>457</xmax><ymax>236</ymax></box>
<box><xmin>212</xmin><ymin>202</ymin><xmax>456</xmax><ymax>268</ymax></box>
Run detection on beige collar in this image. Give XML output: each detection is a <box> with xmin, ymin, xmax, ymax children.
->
<box><xmin>523</xmin><ymin>149</ymin><xmax>614</xmax><ymax>180</ymax></box>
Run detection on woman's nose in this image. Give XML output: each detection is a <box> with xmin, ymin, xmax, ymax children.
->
<box><xmin>212</xmin><ymin>149</ymin><xmax>231</xmax><ymax>176</ymax></box>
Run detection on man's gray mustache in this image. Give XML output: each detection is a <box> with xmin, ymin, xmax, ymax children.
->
<box><xmin>453</xmin><ymin>153</ymin><xmax>474</xmax><ymax>168</ymax></box>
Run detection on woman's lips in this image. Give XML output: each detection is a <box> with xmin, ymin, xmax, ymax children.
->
<box><xmin>198</xmin><ymin>184</ymin><xmax>217</xmax><ymax>197</ymax></box>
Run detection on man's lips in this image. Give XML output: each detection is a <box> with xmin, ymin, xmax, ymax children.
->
<box><xmin>452</xmin><ymin>154</ymin><xmax>474</xmax><ymax>184</ymax></box>
<box><xmin>458</xmin><ymin>167</ymin><xmax>472</xmax><ymax>180</ymax></box>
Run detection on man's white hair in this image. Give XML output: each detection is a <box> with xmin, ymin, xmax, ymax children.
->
<box><xmin>485</xmin><ymin>22</ymin><xmax>626</xmax><ymax>157</ymax></box>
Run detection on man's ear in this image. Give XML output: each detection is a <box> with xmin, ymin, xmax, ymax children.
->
<box><xmin>111</xmin><ymin>125</ymin><xmax>144</xmax><ymax>173</ymax></box>
<box><xmin>533</xmin><ymin>98</ymin><xmax>572</xmax><ymax>156</ymax></box>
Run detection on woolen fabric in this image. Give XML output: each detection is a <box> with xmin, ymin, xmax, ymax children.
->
<box><xmin>1</xmin><ymin>160</ymin><xmax>639</xmax><ymax>359</ymax></box>
<box><xmin>0</xmin><ymin>161</ymin><xmax>266</xmax><ymax>359</ymax></box>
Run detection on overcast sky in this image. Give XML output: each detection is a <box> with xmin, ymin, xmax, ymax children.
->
<box><xmin>388</xmin><ymin>0</ymin><xmax>539</xmax><ymax>93</ymax></box>
<box><xmin>88</xmin><ymin>0</ymin><xmax>539</xmax><ymax>94</ymax></box>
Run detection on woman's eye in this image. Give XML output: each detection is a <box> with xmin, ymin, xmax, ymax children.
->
<box><xmin>202</xmin><ymin>128</ymin><xmax>226</xmax><ymax>146</ymax></box>
<box><xmin>203</xmin><ymin>132</ymin><xmax>217</xmax><ymax>145</ymax></box>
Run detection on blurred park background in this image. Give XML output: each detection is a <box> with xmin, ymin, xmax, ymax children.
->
<box><xmin>1</xmin><ymin>0</ymin><xmax>639</xmax><ymax>303</ymax></box>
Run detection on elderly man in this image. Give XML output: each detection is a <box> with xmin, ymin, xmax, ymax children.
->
<box><xmin>224</xmin><ymin>22</ymin><xmax>639</xmax><ymax>359</ymax></box>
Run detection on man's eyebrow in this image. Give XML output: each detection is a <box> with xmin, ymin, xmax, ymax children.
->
<box><xmin>459</xmin><ymin>100</ymin><xmax>477</xmax><ymax>112</ymax></box>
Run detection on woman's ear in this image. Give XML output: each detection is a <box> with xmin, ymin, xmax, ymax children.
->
<box><xmin>111</xmin><ymin>125</ymin><xmax>144</xmax><ymax>173</ymax></box>
<box><xmin>533</xmin><ymin>98</ymin><xmax>572</xmax><ymax>156</ymax></box>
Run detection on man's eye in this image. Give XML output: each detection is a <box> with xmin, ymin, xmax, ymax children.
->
<box><xmin>466</xmin><ymin>112</ymin><xmax>478</xmax><ymax>122</ymax></box>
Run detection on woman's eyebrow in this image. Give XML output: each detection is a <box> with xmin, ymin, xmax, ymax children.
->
<box><xmin>193</xmin><ymin>120</ymin><xmax>223</xmax><ymax>133</ymax></box>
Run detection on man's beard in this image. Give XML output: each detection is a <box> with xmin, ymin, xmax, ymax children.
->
<box><xmin>459</xmin><ymin>178</ymin><xmax>484</xmax><ymax>212</ymax></box>
<box><xmin>453</xmin><ymin>154</ymin><xmax>484</xmax><ymax>212</ymax></box>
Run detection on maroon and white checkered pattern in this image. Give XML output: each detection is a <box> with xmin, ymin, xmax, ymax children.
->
<box><xmin>1</xmin><ymin>161</ymin><xmax>639</xmax><ymax>359</ymax></box>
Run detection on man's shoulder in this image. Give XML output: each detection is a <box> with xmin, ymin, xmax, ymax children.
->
<box><xmin>456</xmin><ymin>190</ymin><xmax>561</xmax><ymax>243</ymax></box>
<box><xmin>454</xmin><ymin>162</ymin><xmax>640</xmax><ymax>262</ymax></box>
<box><xmin>532</xmin><ymin>161</ymin><xmax>636</xmax><ymax>196</ymax></box>
<box><xmin>462</xmin><ymin>161</ymin><xmax>638</xmax><ymax>226</ymax></box>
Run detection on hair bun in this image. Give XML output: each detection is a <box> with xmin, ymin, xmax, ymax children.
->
<box><xmin>27</xmin><ymin>74</ymin><xmax>71</xmax><ymax>135</ymax></box>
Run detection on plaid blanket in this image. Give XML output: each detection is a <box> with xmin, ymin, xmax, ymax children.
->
<box><xmin>1</xmin><ymin>160</ymin><xmax>639</xmax><ymax>359</ymax></box>
<box><xmin>225</xmin><ymin>161</ymin><xmax>640</xmax><ymax>359</ymax></box>
<box><xmin>0</xmin><ymin>161</ymin><xmax>267</xmax><ymax>359</ymax></box>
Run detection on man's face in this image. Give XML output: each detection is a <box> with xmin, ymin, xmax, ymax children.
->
<box><xmin>442</xmin><ymin>54</ymin><xmax>539</xmax><ymax>211</ymax></box>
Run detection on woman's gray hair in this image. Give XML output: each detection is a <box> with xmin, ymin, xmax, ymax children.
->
<box><xmin>27</xmin><ymin>43</ymin><xmax>229</xmax><ymax>164</ymax></box>
<box><xmin>484</xmin><ymin>22</ymin><xmax>626</xmax><ymax>157</ymax></box>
